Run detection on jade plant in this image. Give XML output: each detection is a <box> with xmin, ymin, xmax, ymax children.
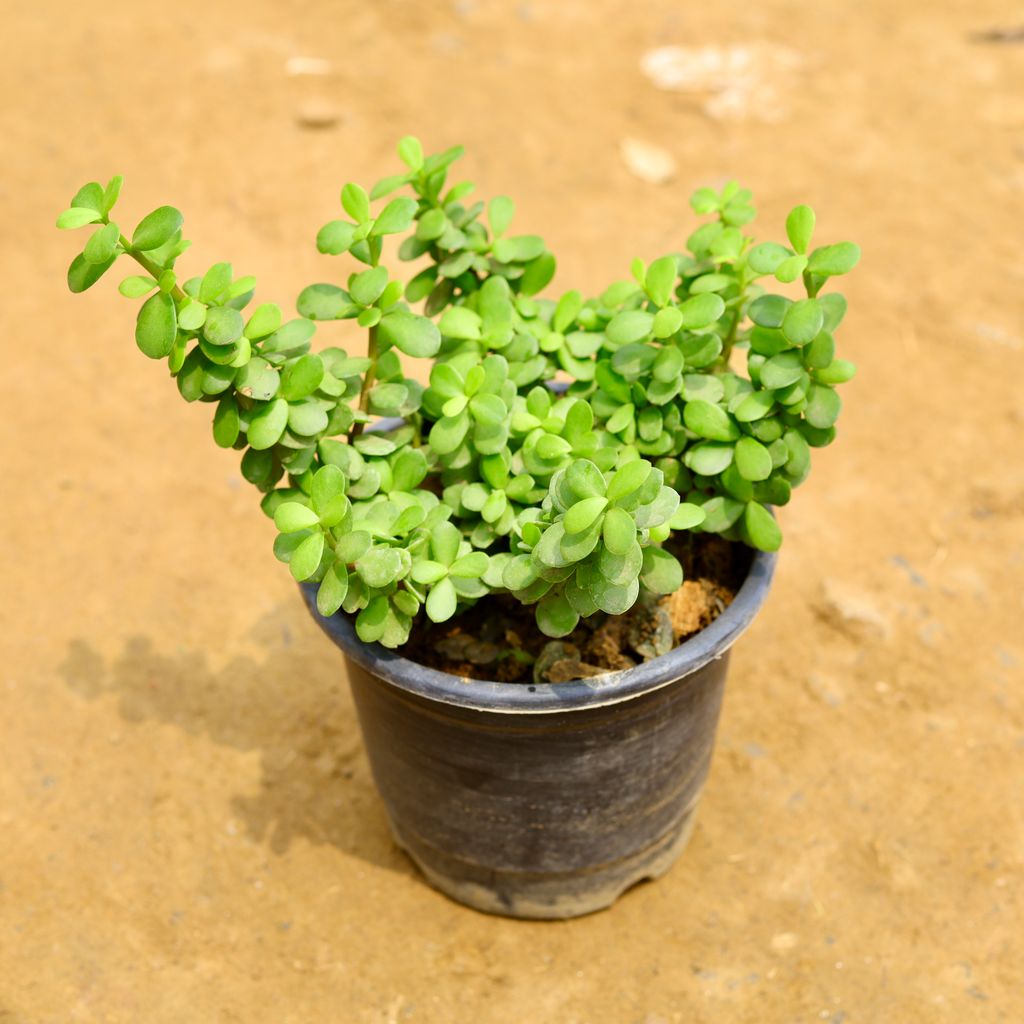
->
<box><xmin>57</xmin><ymin>138</ymin><xmax>859</xmax><ymax>649</ymax></box>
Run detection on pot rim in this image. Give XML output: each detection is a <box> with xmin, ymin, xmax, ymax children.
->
<box><xmin>300</xmin><ymin>545</ymin><xmax>776</xmax><ymax>715</ymax></box>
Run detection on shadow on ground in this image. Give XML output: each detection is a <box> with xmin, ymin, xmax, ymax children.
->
<box><xmin>58</xmin><ymin>614</ymin><xmax>414</xmax><ymax>880</ymax></box>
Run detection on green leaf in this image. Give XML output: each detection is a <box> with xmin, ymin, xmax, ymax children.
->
<box><xmin>439</xmin><ymin>251</ymin><xmax>474</xmax><ymax>278</ymax></box>
<box><xmin>336</xmin><ymin>531</ymin><xmax>372</xmax><ymax>564</ymax></box>
<box><xmin>804</xmin><ymin>384</ymin><xmax>841</xmax><ymax>428</ymax></box>
<box><xmin>439</xmin><ymin>306</ymin><xmax>482</xmax><ymax>341</ymax></box>
<box><xmin>412</xmin><ymin>559</ymin><xmax>448</xmax><ymax>585</ymax></box>
<box><xmin>378</xmin><ymin>311</ymin><xmax>441</xmax><ymax>357</ymax></box>
<box><xmin>602</xmin><ymin>506</ymin><xmax>636</xmax><ymax>555</ymax></box>
<box><xmin>597</xmin><ymin>542</ymin><xmax>643</xmax><ymax>587</ymax></box>
<box><xmin>372</xmin><ymin>174</ymin><xmax>410</xmax><ymax>201</ymax></box>
<box><xmin>734</xmin><ymin>390</ymin><xmax>776</xmax><ymax>423</ymax></box>
<box><xmin>426</xmin><ymin>576</ymin><xmax>458</xmax><ymax>623</ymax></box>
<box><xmin>607</xmin><ymin>460</ymin><xmax>651</xmax><ymax>503</ymax></box>
<box><xmin>398</xmin><ymin>135</ymin><xmax>424</xmax><ymax>169</ymax></box>
<box><xmin>317</xmin><ymin>219</ymin><xmax>356</xmax><ymax>255</ymax></box>
<box><xmin>244</xmin><ymin>302</ymin><xmax>282</xmax><ymax>340</ymax></box>
<box><xmin>341</xmin><ymin>183</ymin><xmax>371</xmax><ymax>223</ymax></box>
<box><xmin>519</xmin><ymin>252</ymin><xmax>557</xmax><ymax>295</ymax></box>
<box><xmin>311</xmin><ymin>463</ymin><xmax>346</xmax><ymax>508</ymax></box>
<box><xmin>290</xmin><ymin>532</ymin><xmax>325</xmax><ymax>582</ymax></box>
<box><xmin>640</xmin><ymin>547</ymin><xmax>682</xmax><ymax>594</ymax></box>
<box><xmin>606</xmin><ymin>403</ymin><xmax>635</xmax><ymax>434</ymax></box>
<box><xmin>316</xmin><ymin>563</ymin><xmax>349</xmax><ymax>615</ymax></box>
<box><xmin>469</xmin><ymin>394</ymin><xmax>505</xmax><ymax>428</ymax></box>
<box><xmin>368</xmin><ymin>382</ymin><xmax>408</xmax><ymax>416</ymax></box>
<box><xmin>353</xmin><ymin>434</ymin><xmax>398</xmax><ymax>458</ymax></box>
<box><xmin>677</xmin><ymin>292</ymin><xmax>725</xmax><ymax>329</ymax></box>
<box><xmin>606</xmin><ymin>310</ymin><xmax>654</xmax><ymax>345</ymax></box>
<box><xmin>131</xmin><ymin>206</ymin><xmax>183</xmax><ymax>252</ymax></box>
<box><xmin>611</xmin><ymin>344</ymin><xmax>657</xmax><ymax>380</ymax></box>
<box><xmin>432</xmin><ymin>521</ymin><xmax>461</xmax><ymax>565</ymax></box>
<box><xmin>564</xmin><ymin>496</ymin><xmax>608</xmax><ymax>535</ymax></box>
<box><xmin>592</xmin><ymin>577</ymin><xmax>639</xmax><ymax>615</ymax></box>
<box><xmin>700</xmin><ymin>495</ymin><xmax>745</xmax><ymax>533</ymax></box>
<box><xmin>248</xmin><ymin>398</ymin><xmax>289</xmax><ymax>449</ymax></box>
<box><xmin>684</xmin><ymin>442</ymin><xmax>734</xmax><ymax>476</ymax></box>
<box><xmin>748</xmin><ymin>294</ymin><xmax>791</xmax><ymax>329</ymax></box>
<box><xmin>684</xmin><ymin>400</ymin><xmax>739</xmax><ymax>442</ymax></box>
<box><xmin>785</xmin><ymin>205</ymin><xmax>815</xmax><ymax>254</ymax></box>
<box><xmin>816</xmin><ymin>359</ymin><xmax>856</xmax><ymax>385</ymax></box>
<box><xmin>653</xmin><ymin>346</ymin><xmax>685</xmax><ymax>382</ymax></box>
<box><xmin>350</xmin><ymin>266</ymin><xmax>388</xmax><ymax>307</ymax></box>
<box><xmin>70</xmin><ymin>181</ymin><xmax>105</xmax><ymax>212</ymax></box>
<box><xmin>744</xmin><ymin>502</ymin><xmax>782</xmax><ymax>552</ymax></box>
<box><xmin>783</xmin><ymin>429</ymin><xmax>811</xmax><ymax>479</ymax></box>
<box><xmin>669</xmin><ymin>503</ymin><xmax>705</xmax><ymax>530</ymax></box>
<box><xmin>101</xmin><ymin>175</ymin><xmax>124</xmax><ymax>214</ymax></box>
<box><xmin>747</xmin><ymin>242</ymin><xmax>791</xmax><ymax>274</ymax></box>
<box><xmin>803</xmin><ymin>331</ymin><xmax>835</xmax><ymax>369</ymax></box>
<box><xmin>278</xmin><ymin>353</ymin><xmax>325</xmax><ymax>401</ymax></box>
<box><xmin>806</xmin><ymin>242</ymin><xmax>861</xmax><ymax>277</ymax></box>
<box><xmin>83</xmin><ymin>222</ymin><xmax>120</xmax><ymax>264</ymax></box>
<box><xmin>135</xmin><ymin>292</ymin><xmax>177</xmax><ymax>359</ymax></box>
<box><xmin>690</xmin><ymin>186</ymin><xmax>718</xmax><ymax>214</ymax></box>
<box><xmin>536</xmin><ymin>594</ymin><xmax>579</xmax><ymax>638</ymax></box>
<box><xmin>119</xmin><ymin>275</ymin><xmax>156</xmax><ymax>298</ymax></box>
<box><xmin>212</xmin><ymin>395</ymin><xmax>240</xmax><ymax>448</ymax></box>
<box><xmin>760</xmin><ymin>351</ymin><xmax>804</xmax><ymax>390</ymax></box>
<box><xmin>489</xmin><ymin>195</ymin><xmax>515</xmax><ymax>237</ymax></box>
<box><xmin>819</xmin><ymin>293</ymin><xmax>848</xmax><ymax>331</ymax></box>
<box><xmin>370</xmin><ymin>196</ymin><xmax>417</xmax><ymax>237</ymax></box>
<box><xmin>493</xmin><ymin>234</ymin><xmax>545</xmax><ymax>263</ymax></box>
<box><xmin>644</xmin><ymin>256</ymin><xmax>677</xmax><ymax>307</ymax></box>
<box><xmin>56</xmin><ymin>207</ymin><xmax>103</xmax><ymax>229</ymax></box>
<box><xmin>198</xmin><ymin>263</ymin><xmax>232</xmax><ymax>304</ymax></box>
<box><xmin>450</xmin><ymin>551</ymin><xmax>489</xmax><ymax>578</ymax></box>
<box><xmin>781</xmin><ymin>298</ymin><xmax>824</xmax><ymax>346</ymax></box>
<box><xmin>297</xmin><ymin>283</ymin><xmax>351</xmax><ymax>320</ymax></box>
<box><xmin>288</xmin><ymin>401</ymin><xmax>330</xmax><ymax>437</ymax></box>
<box><xmin>356</xmin><ymin>547</ymin><xmax>405</xmax><ymax>588</ymax></box>
<box><xmin>734</xmin><ymin>436</ymin><xmax>773</xmax><ymax>481</ymax></box>
<box><xmin>203</xmin><ymin>306</ymin><xmax>244</xmax><ymax>346</ymax></box>
<box><xmin>775</xmin><ymin>254</ymin><xmax>808</xmax><ymax>284</ymax></box>
<box><xmin>67</xmin><ymin>252</ymin><xmax>116</xmax><ymax>293</ymax></box>
<box><xmin>275</xmin><ymin>501</ymin><xmax>320</xmax><ymax>533</ymax></box>
<box><xmin>416</xmin><ymin>208</ymin><xmax>447</xmax><ymax>241</ymax></box>
<box><xmin>356</xmin><ymin>596</ymin><xmax>389</xmax><ymax>643</ymax></box>
<box><xmin>534</xmin><ymin>522</ymin><xmax>573</xmax><ymax>568</ymax></box>
<box><xmin>235</xmin><ymin>356</ymin><xmax>279</xmax><ymax>401</ymax></box>
<box><xmin>652</xmin><ymin>306</ymin><xmax>683</xmax><ymax>339</ymax></box>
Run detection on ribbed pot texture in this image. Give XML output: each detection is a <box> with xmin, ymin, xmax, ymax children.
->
<box><xmin>301</xmin><ymin>546</ymin><xmax>775</xmax><ymax>919</ymax></box>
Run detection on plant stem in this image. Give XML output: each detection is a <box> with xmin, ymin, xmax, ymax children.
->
<box><xmin>118</xmin><ymin>233</ymin><xmax>187</xmax><ymax>302</ymax></box>
<box><xmin>802</xmin><ymin>270</ymin><xmax>821</xmax><ymax>298</ymax></box>
<box><xmin>349</xmin><ymin>324</ymin><xmax>379</xmax><ymax>439</ymax></box>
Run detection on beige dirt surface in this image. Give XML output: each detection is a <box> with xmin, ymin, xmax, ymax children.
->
<box><xmin>3</xmin><ymin>1</ymin><xmax>1023</xmax><ymax>1021</ymax></box>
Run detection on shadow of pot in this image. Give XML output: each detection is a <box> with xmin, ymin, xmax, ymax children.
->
<box><xmin>299</xmin><ymin>544</ymin><xmax>775</xmax><ymax>920</ymax></box>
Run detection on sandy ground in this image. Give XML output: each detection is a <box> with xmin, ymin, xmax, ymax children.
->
<box><xmin>2</xmin><ymin>0</ymin><xmax>1023</xmax><ymax>1020</ymax></box>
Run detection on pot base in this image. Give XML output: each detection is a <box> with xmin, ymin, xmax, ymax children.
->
<box><xmin>388</xmin><ymin>796</ymin><xmax>702</xmax><ymax>920</ymax></box>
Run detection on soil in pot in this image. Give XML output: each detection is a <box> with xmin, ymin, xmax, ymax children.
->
<box><xmin>402</xmin><ymin>534</ymin><xmax>750</xmax><ymax>683</ymax></box>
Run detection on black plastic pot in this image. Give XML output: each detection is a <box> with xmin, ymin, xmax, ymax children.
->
<box><xmin>300</xmin><ymin>546</ymin><xmax>775</xmax><ymax>919</ymax></box>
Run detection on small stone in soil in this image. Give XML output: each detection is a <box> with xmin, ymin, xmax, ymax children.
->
<box><xmin>629</xmin><ymin>602</ymin><xmax>675</xmax><ymax>659</ymax></box>
<box><xmin>533</xmin><ymin>642</ymin><xmax>605</xmax><ymax>685</ymax></box>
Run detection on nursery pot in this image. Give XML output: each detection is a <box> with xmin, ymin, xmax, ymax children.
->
<box><xmin>300</xmin><ymin>547</ymin><xmax>775</xmax><ymax>919</ymax></box>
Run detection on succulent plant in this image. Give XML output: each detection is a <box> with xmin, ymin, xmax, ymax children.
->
<box><xmin>57</xmin><ymin>138</ymin><xmax>859</xmax><ymax>648</ymax></box>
